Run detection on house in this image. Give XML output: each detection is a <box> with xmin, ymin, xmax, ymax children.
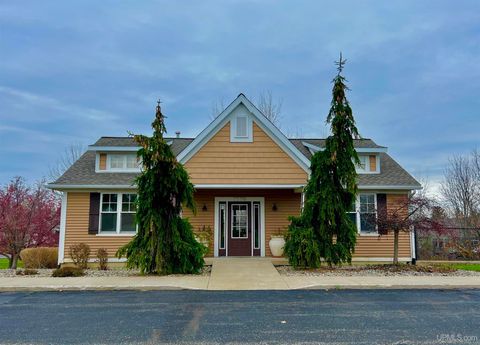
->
<box><xmin>48</xmin><ymin>94</ymin><xmax>421</xmax><ymax>264</ymax></box>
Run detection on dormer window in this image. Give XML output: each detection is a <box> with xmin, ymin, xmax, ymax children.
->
<box><xmin>356</xmin><ymin>154</ymin><xmax>379</xmax><ymax>174</ymax></box>
<box><xmin>230</xmin><ymin>114</ymin><xmax>253</xmax><ymax>142</ymax></box>
<box><xmin>357</xmin><ymin>155</ymin><xmax>368</xmax><ymax>171</ymax></box>
<box><xmin>99</xmin><ymin>153</ymin><xmax>141</xmax><ymax>172</ymax></box>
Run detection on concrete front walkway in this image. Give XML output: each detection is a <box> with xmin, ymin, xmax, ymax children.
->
<box><xmin>208</xmin><ymin>257</ymin><xmax>288</xmax><ymax>290</ymax></box>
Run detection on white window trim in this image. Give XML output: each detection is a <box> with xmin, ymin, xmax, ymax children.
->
<box><xmin>351</xmin><ymin>193</ymin><xmax>378</xmax><ymax>236</ymax></box>
<box><xmin>230</xmin><ymin>114</ymin><xmax>253</xmax><ymax>142</ymax></box>
<box><xmin>98</xmin><ymin>193</ymin><xmax>137</xmax><ymax>235</ymax></box>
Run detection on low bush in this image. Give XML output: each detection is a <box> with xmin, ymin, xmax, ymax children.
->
<box><xmin>284</xmin><ymin>217</ymin><xmax>322</xmax><ymax>269</ymax></box>
<box><xmin>20</xmin><ymin>247</ymin><xmax>58</xmax><ymax>269</ymax></box>
<box><xmin>96</xmin><ymin>248</ymin><xmax>108</xmax><ymax>270</ymax></box>
<box><xmin>52</xmin><ymin>266</ymin><xmax>84</xmax><ymax>277</ymax></box>
<box><xmin>16</xmin><ymin>269</ymin><xmax>38</xmax><ymax>275</ymax></box>
<box><xmin>69</xmin><ymin>243</ymin><xmax>91</xmax><ymax>269</ymax></box>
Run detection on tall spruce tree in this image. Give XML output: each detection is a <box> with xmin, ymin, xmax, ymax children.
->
<box><xmin>117</xmin><ymin>101</ymin><xmax>205</xmax><ymax>274</ymax></box>
<box><xmin>285</xmin><ymin>54</ymin><xmax>360</xmax><ymax>267</ymax></box>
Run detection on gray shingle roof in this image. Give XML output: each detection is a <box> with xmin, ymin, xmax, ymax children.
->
<box><xmin>51</xmin><ymin>136</ymin><xmax>420</xmax><ymax>189</ymax></box>
<box><xmin>91</xmin><ymin>137</ymin><xmax>194</xmax><ymax>155</ymax></box>
<box><xmin>53</xmin><ymin>151</ymin><xmax>138</xmax><ymax>187</ymax></box>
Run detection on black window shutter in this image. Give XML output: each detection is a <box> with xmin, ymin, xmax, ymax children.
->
<box><xmin>377</xmin><ymin>193</ymin><xmax>388</xmax><ymax>235</ymax></box>
<box><xmin>88</xmin><ymin>193</ymin><xmax>100</xmax><ymax>235</ymax></box>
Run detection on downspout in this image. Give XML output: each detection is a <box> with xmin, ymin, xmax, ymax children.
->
<box><xmin>412</xmin><ymin>226</ymin><xmax>417</xmax><ymax>265</ymax></box>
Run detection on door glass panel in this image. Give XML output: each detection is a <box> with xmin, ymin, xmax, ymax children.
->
<box><xmin>231</xmin><ymin>204</ymin><xmax>248</xmax><ymax>238</ymax></box>
<box><xmin>219</xmin><ymin>203</ymin><xmax>226</xmax><ymax>249</ymax></box>
<box><xmin>253</xmin><ymin>203</ymin><xmax>260</xmax><ymax>249</ymax></box>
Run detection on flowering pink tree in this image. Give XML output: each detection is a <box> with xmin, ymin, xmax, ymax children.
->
<box><xmin>376</xmin><ymin>193</ymin><xmax>446</xmax><ymax>264</ymax></box>
<box><xmin>0</xmin><ymin>177</ymin><xmax>60</xmax><ymax>269</ymax></box>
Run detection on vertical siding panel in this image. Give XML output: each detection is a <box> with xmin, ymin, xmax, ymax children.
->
<box><xmin>369</xmin><ymin>155</ymin><xmax>377</xmax><ymax>171</ymax></box>
<box><xmin>99</xmin><ymin>154</ymin><xmax>107</xmax><ymax>170</ymax></box>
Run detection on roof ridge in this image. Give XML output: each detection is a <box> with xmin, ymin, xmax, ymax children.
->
<box><xmin>292</xmin><ymin>137</ymin><xmax>374</xmax><ymax>140</ymax></box>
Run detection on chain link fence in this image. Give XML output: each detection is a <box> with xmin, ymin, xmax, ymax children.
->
<box><xmin>416</xmin><ymin>228</ymin><xmax>480</xmax><ymax>260</ymax></box>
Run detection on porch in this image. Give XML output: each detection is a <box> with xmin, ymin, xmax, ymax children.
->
<box><xmin>183</xmin><ymin>188</ymin><xmax>303</xmax><ymax>257</ymax></box>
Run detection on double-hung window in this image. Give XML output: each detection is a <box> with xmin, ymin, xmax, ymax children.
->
<box><xmin>348</xmin><ymin>193</ymin><xmax>377</xmax><ymax>234</ymax></box>
<box><xmin>100</xmin><ymin>193</ymin><xmax>137</xmax><ymax>234</ymax></box>
<box><xmin>359</xmin><ymin>194</ymin><xmax>376</xmax><ymax>234</ymax></box>
<box><xmin>121</xmin><ymin>194</ymin><xmax>137</xmax><ymax>232</ymax></box>
<box><xmin>100</xmin><ymin>194</ymin><xmax>118</xmax><ymax>232</ymax></box>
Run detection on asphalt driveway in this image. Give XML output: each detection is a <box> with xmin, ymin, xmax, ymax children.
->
<box><xmin>0</xmin><ymin>289</ymin><xmax>479</xmax><ymax>344</ymax></box>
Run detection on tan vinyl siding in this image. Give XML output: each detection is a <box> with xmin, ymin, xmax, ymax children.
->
<box><xmin>369</xmin><ymin>155</ymin><xmax>376</xmax><ymax>172</ymax></box>
<box><xmin>184</xmin><ymin>122</ymin><xmax>308</xmax><ymax>185</ymax></box>
<box><xmin>99</xmin><ymin>154</ymin><xmax>107</xmax><ymax>170</ymax></box>
<box><xmin>62</xmin><ymin>192</ymin><xmax>411</xmax><ymax>260</ymax></box>
<box><xmin>64</xmin><ymin>192</ymin><xmax>133</xmax><ymax>260</ymax></box>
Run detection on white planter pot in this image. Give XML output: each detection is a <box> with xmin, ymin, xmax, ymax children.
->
<box><xmin>269</xmin><ymin>236</ymin><xmax>285</xmax><ymax>257</ymax></box>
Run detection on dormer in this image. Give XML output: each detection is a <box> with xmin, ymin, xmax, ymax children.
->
<box><xmin>87</xmin><ymin>144</ymin><xmax>141</xmax><ymax>173</ymax></box>
<box><xmin>95</xmin><ymin>152</ymin><xmax>141</xmax><ymax>173</ymax></box>
<box><xmin>301</xmin><ymin>140</ymin><xmax>386</xmax><ymax>174</ymax></box>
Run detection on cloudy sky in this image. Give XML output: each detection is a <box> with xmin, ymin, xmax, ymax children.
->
<box><xmin>1</xmin><ymin>1</ymin><xmax>479</xmax><ymax>194</ymax></box>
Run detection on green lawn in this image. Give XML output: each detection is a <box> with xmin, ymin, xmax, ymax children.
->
<box><xmin>438</xmin><ymin>263</ymin><xmax>480</xmax><ymax>272</ymax></box>
<box><xmin>0</xmin><ymin>258</ymin><xmax>23</xmax><ymax>269</ymax></box>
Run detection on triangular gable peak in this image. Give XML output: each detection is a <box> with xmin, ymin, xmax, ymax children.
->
<box><xmin>177</xmin><ymin>94</ymin><xmax>311</xmax><ymax>177</ymax></box>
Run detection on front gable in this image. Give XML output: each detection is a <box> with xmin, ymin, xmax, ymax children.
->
<box><xmin>181</xmin><ymin>95</ymin><xmax>309</xmax><ymax>186</ymax></box>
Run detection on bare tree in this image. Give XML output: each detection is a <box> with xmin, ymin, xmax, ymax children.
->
<box><xmin>209</xmin><ymin>91</ymin><xmax>283</xmax><ymax>128</ymax></box>
<box><xmin>473</xmin><ymin>149</ymin><xmax>480</xmax><ymax>182</ymax></box>
<box><xmin>441</xmin><ymin>153</ymin><xmax>480</xmax><ymax>228</ymax></box>
<box><xmin>48</xmin><ymin>142</ymin><xmax>85</xmax><ymax>181</ymax></box>
<box><xmin>209</xmin><ymin>98</ymin><xmax>226</xmax><ymax>121</ymax></box>
<box><xmin>257</xmin><ymin>90</ymin><xmax>282</xmax><ymax>127</ymax></box>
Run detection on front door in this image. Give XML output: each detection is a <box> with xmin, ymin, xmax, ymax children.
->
<box><xmin>227</xmin><ymin>202</ymin><xmax>251</xmax><ymax>256</ymax></box>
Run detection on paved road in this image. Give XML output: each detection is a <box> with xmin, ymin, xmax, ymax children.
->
<box><xmin>1</xmin><ymin>289</ymin><xmax>479</xmax><ymax>344</ymax></box>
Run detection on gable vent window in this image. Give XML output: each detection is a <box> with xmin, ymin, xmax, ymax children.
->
<box><xmin>230</xmin><ymin>114</ymin><xmax>253</xmax><ymax>142</ymax></box>
<box><xmin>236</xmin><ymin>116</ymin><xmax>247</xmax><ymax>137</ymax></box>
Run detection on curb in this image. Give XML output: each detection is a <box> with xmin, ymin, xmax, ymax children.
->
<box><xmin>1</xmin><ymin>284</ymin><xmax>480</xmax><ymax>292</ymax></box>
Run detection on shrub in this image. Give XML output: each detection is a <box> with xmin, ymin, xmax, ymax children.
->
<box><xmin>284</xmin><ymin>217</ymin><xmax>322</xmax><ymax>269</ymax></box>
<box><xmin>69</xmin><ymin>243</ymin><xmax>91</xmax><ymax>269</ymax></box>
<box><xmin>52</xmin><ymin>266</ymin><xmax>84</xmax><ymax>277</ymax></box>
<box><xmin>20</xmin><ymin>247</ymin><xmax>58</xmax><ymax>269</ymax></box>
<box><xmin>96</xmin><ymin>248</ymin><xmax>108</xmax><ymax>270</ymax></box>
<box><xmin>16</xmin><ymin>269</ymin><xmax>38</xmax><ymax>275</ymax></box>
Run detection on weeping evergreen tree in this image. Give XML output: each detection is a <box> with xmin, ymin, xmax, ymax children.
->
<box><xmin>116</xmin><ymin>101</ymin><xmax>205</xmax><ymax>274</ymax></box>
<box><xmin>285</xmin><ymin>54</ymin><xmax>360</xmax><ymax>267</ymax></box>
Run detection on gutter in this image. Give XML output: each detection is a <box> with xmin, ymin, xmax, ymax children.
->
<box><xmin>46</xmin><ymin>184</ymin><xmax>136</xmax><ymax>190</ymax></box>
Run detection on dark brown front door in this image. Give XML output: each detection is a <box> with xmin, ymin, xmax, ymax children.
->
<box><xmin>227</xmin><ymin>202</ymin><xmax>251</xmax><ymax>256</ymax></box>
